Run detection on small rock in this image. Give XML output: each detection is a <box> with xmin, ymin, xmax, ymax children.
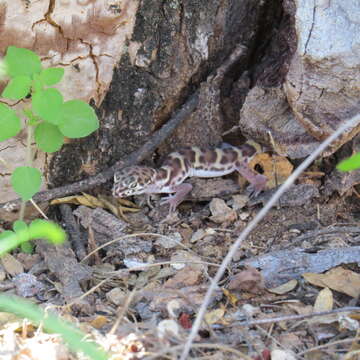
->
<box><xmin>242</xmin><ymin>304</ymin><xmax>260</xmax><ymax>317</ymax></box>
<box><xmin>190</xmin><ymin>229</ymin><xmax>206</xmax><ymax>243</ymax></box>
<box><xmin>170</xmin><ymin>250</ymin><xmax>204</xmax><ymax>271</ymax></box>
<box><xmin>1</xmin><ymin>254</ymin><xmax>24</xmax><ymax>276</ymax></box>
<box><xmin>209</xmin><ymin>198</ymin><xmax>237</xmax><ymax>224</ymax></box>
<box><xmin>231</xmin><ymin>194</ymin><xmax>249</xmax><ymax>210</ymax></box>
<box><xmin>13</xmin><ymin>273</ymin><xmax>44</xmax><ymax>297</ymax></box>
<box><xmin>164</xmin><ymin>267</ymin><xmax>203</xmax><ymax>288</ymax></box>
<box><xmin>157</xmin><ymin>319</ymin><xmax>180</xmax><ymax>339</ymax></box>
<box><xmin>228</xmin><ymin>267</ymin><xmax>265</xmax><ymax>294</ymax></box>
<box><xmin>205</xmin><ymin>228</ymin><xmax>217</xmax><ymax>235</ymax></box>
<box><xmin>167</xmin><ymin>299</ymin><xmax>182</xmax><ymax>317</ymax></box>
<box><xmin>16</xmin><ymin>253</ymin><xmax>41</xmax><ymax>271</ymax></box>
<box><xmin>178</xmin><ymin>225</ymin><xmax>193</xmax><ymax>243</ymax></box>
<box><xmin>155</xmin><ymin>232</ymin><xmax>182</xmax><ymax>248</ymax></box>
<box><xmin>239</xmin><ymin>211</ymin><xmax>250</xmax><ymax>221</ymax></box>
<box><xmin>106</xmin><ymin>287</ymin><xmax>126</xmax><ymax>306</ymax></box>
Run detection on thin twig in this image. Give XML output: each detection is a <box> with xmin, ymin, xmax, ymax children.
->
<box><xmin>235</xmin><ymin>306</ymin><xmax>360</xmax><ymax>327</ymax></box>
<box><xmin>146</xmin><ymin>342</ymin><xmax>253</xmax><ymax>360</ymax></box>
<box><xmin>298</xmin><ymin>336</ymin><xmax>360</xmax><ymax>356</ymax></box>
<box><xmin>180</xmin><ymin>113</ymin><xmax>360</xmax><ymax>360</ymax></box>
<box><xmin>108</xmin><ymin>289</ymin><xmax>137</xmax><ymax>335</ymax></box>
<box><xmin>29</xmin><ymin>199</ymin><xmax>48</xmax><ymax>219</ymax></box>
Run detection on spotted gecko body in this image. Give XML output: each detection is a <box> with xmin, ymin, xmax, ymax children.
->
<box><xmin>113</xmin><ymin>144</ymin><xmax>267</xmax><ymax>212</ymax></box>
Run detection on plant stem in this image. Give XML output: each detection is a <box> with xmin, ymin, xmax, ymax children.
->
<box><xmin>19</xmin><ymin>120</ymin><xmax>34</xmax><ymax>222</ymax></box>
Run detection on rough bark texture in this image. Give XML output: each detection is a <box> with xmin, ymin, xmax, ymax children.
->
<box><xmin>0</xmin><ymin>0</ymin><xmax>139</xmax><ymax>201</ymax></box>
<box><xmin>1</xmin><ymin>0</ymin><xmax>359</xmax><ymax>200</ymax></box>
<box><xmin>240</xmin><ymin>0</ymin><xmax>360</xmax><ymax>158</ymax></box>
<box><xmin>50</xmin><ymin>0</ymin><xmax>276</xmax><ymax>187</ymax></box>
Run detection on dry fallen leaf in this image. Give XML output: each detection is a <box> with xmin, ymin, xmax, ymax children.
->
<box><xmin>303</xmin><ymin>267</ymin><xmax>360</xmax><ymax>298</ymax></box>
<box><xmin>1</xmin><ymin>254</ymin><xmax>24</xmax><ymax>276</ymax></box>
<box><xmin>89</xmin><ymin>315</ymin><xmax>108</xmax><ymax>329</ymax></box>
<box><xmin>164</xmin><ymin>267</ymin><xmax>203</xmax><ymax>289</ymax></box>
<box><xmin>50</xmin><ymin>193</ymin><xmax>104</xmax><ymax>207</ymax></box>
<box><xmin>204</xmin><ymin>307</ymin><xmax>226</xmax><ymax>325</ymax></box>
<box><xmin>308</xmin><ymin>287</ymin><xmax>335</xmax><ymax>325</ymax></box>
<box><xmin>314</xmin><ymin>287</ymin><xmax>333</xmax><ymax>312</ymax></box>
<box><xmin>267</xmin><ymin>279</ymin><xmax>298</xmax><ymax>295</ymax></box>
<box><xmin>50</xmin><ymin>193</ymin><xmax>139</xmax><ymax>217</ymax></box>
<box><xmin>222</xmin><ymin>288</ymin><xmax>238</xmax><ymax>306</ymax></box>
<box><xmin>228</xmin><ymin>266</ymin><xmax>264</xmax><ymax>294</ymax></box>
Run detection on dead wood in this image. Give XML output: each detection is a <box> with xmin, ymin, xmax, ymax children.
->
<box><xmin>242</xmin><ymin>245</ymin><xmax>360</xmax><ymax>288</ymax></box>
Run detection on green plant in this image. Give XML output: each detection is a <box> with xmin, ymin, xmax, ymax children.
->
<box><xmin>337</xmin><ymin>152</ymin><xmax>360</xmax><ymax>172</ymax></box>
<box><xmin>0</xmin><ymin>46</ymin><xmax>99</xmax><ymax>250</ymax></box>
<box><xmin>0</xmin><ymin>295</ymin><xmax>108</xmax><ymax>360</ymax></box>
<box><xmin>0</xmin><ymin>47</ymin><xmax>106</xmax><ymax>359</ymax></box>
<box><xmin>1</xmin><ymin>46</ymin><xmax>99</xmax><ymax>202</ymax></box>
<box><xmin>0</xmin><ymin>219</ymin><xmax>66</xmax><ymax>256</ymax></box>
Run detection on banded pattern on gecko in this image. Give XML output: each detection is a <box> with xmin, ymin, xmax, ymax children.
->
<box><xmin>112</xmin><ymin>143</ymin><xmax>267</xmax><ymax>212</ymax></box>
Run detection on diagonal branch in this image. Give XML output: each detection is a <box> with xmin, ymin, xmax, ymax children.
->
<box><xmin>180</xmin><ymin>113</ymin><xmax>360</xmax><ymax>360</ymax></box>
<box><xmin>0</xmin><ymin>44</ymin><xmax>248</xmax><ymax>213</ymax></box>
<box><xmin>0</xmin><ymin>92</ymin><xmax>199</xmax><ymax>212</ymax></box>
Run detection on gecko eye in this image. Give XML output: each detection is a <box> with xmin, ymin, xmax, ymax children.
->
<box><xmin>129</xmin><ymin>182</ymin><xmax>137</xmax><ymax>188</ymax></box>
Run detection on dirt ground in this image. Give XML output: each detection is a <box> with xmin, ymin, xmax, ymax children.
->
<box><xmin>1</xmin><ymin>158</ymin><xmax>360</xmax><ymax>359</ymax></box>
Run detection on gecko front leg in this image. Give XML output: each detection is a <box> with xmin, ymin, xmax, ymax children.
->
<box><xmin>160</xmin><ymin>183</ymin><xmax>193</xmax><ymax>212</ymax></box>
<box><xmin>236</xmin><ymin>162</ymin><xmax>267</xmax><ymax>197</ymax></box>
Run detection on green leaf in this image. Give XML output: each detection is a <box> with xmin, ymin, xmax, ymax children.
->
<box><xmin>13</xmin><ymin>220</ymin><xmax>29</xmax><ymax>244</ymax></box>
<box><xmin>32</xmin><ymin>73</ymin><xmax>43</xmax><ymax>93</ymax></box>
<box><xmin>29</xmin><ymin>220</ymin><xmax>67</xmax><ymax>245</ymax></box>
<box><xmin>20</xmin><ymin>242</ymin><xmax>34</xmax><ymax>253</ymax></box>
<box><xmin>337</xmin><ymin>152</ymin><xmax>360</xmax><ymax>172</ymax></box>
<box><xmin>40</xmin><ymin>67</ymin><xmax>64</xmax><ymax>86</ymax></box>
<box><xmin>13</xmin><ymin>220</ymin><xmax>28</xmax><ymax>233</ymax></box>
<box><xmin>32</xmin><ymin>88</ymin><xmax>63</xmax><ymax>125</ymax></box>
<box><xmin>35</xmin><ymin>122</ymin><xmax>64</xmax><ymax>152</ymax></box>
<box><xmin>11</xmin><ymin>166</ymin><xmax>42</xmax><ymax>201</ymax></box>
<box><xmin>58</xmin><ymin>100</ymin><xmax>99</xmax><ymax>138</ymax></box>
<box><xmin>13</xmin><ymin>220</ymin><xmax>32</xmax><ymax>252</ymax></box>
<box><xmin>2</xmin><ymin>75</ymin><xmax>31</xmax><ymax>100</ymax></box>
<box><xmin>0</xmin><ymin>103</ymin><xmax>21</xmax><ymax>141</ymax></box>
<box><xmin>4</xmin><ymin>46</ymin><xmax>41</xmax><ymax>78</ymax></box>
<box><xmin>0</xmin><ymin>231</ymin><xmax>19</xmax><ymax>256</ymax></box>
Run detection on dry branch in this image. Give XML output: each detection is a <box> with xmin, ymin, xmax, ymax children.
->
<box><xmin>180</xmin><ymin>113</ymin><xmax>360</xmax><ymax>360</ymax></box>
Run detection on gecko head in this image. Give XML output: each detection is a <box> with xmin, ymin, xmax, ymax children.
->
<box><xmin>112</xmin><ymin>166</ymin><xmax>156</xmax><ymax>197</ymax></box>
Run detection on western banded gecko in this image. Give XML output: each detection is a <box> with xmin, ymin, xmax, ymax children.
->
<box><xmin>112</xmin><ymin>143</ymin><xmax>267</xmax><ymax>212</ymax></box>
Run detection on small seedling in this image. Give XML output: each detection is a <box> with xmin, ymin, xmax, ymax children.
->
<box><xmin>0</xmin><ymin>47</ymin><xmax>107</xmax><ymax>360</ymax></box>
<box><xmin>1</xmin><ymin>46</ymin><xmax>99</xmax><ymax>203</ymax></box>
<box><xmin>0</xmin><ymin>46</ymin><xmax>99</xmax><ymax>250</ymax></box>
<box><xmin>337</xmin><ymin>152</ymin><xmax>360</xmax><ymax>172</ymax></box>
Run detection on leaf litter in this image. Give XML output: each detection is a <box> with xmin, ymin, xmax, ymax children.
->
<box><xmin>2</xmin><ymin>151</ymin><xmax>360</xmax><ymax>359</ymax></box>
